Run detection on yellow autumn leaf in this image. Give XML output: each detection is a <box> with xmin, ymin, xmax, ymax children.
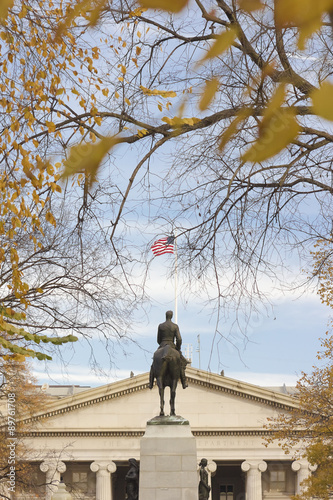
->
<box><xmin>85</xmin><ymin>0</ymin><xmax>107</xmax><ymax>26</ymax></box>
<box><xmin>219</xmin><ymin>107</ymin><xmax>253</xmax><ymax>151</ymax></box>
<box><xmin>263</xmin><ymin>83</ymin><xmax>286</xmax><ymax>120</ymax></box>
<box><xmin>238</xmin><ymin>0</ymin><xmax>264</xmax><ymax>11</ymax></box>
<box><xmin>162</xmin><ymin>116</ymin><xmax>200</xmax><ymax>127</ymax></box>
<box><xmin>311</xmin><ymin>81</ymin><xmax>333</xmax><ymax>121</ymax></box>
<box><xmin>45</xmin><ymin>212</ymin><xmax>56</xmax><ymax>227</ymax></box>
<box><xmin>275</xmin><ymin>0</ymin><xmax>333</xmax><ymax>50</ymax></box>
<box><xmin>55</xmin><ymin>0</ymin><xmax>106</xmax><ymax>38</ymax></box>
<box><xmin>11</xmin><ymin>217</ymin><xmax>21</xmax><ymax>229</ymax></box>
<box><xmin>94</xmin><ymin>115</ymin><xmax>102</xmax><ymax>126</ymax></box>
<box><xmin>45</xmin><ymin>121</ymin><xmax>56</xmax><ymax>133</ymax></box>
<box><xmin>137</xmin><ymin>128</ymin><xmax>149</xmax><ymax>137</ymax></box>
<box><xmin>242</xmin><ymin>108</ymin><xmax>300</xmax><ymax>162</ymax></box>
<box><xmin>197</xmin><ymin>27</ymin><xmax>237</xmax><ymax>66</ymax></box>
<box><xmin>62</xmin><ymin>136</ymin><xmax>122</xmax><ymax>184</ymax></box>
<box><xmin>50</xmin><ymin>182</ymin><xmax>62</xmax><ymax>193</ymax></box>
<box><xmin>140</xmin><ymin>86</ymin><xmax>177</xmax><ymax>98</ymax></box>
<box><xmin>138</xmin><ymin>0</ymin><xmax>189</xmax><ymax>13</ymax></box>
<box><xmin>129</xmin><ymin>6</ymin><xmax>148</xmax><ymax>16</ymax></box>
<box><xmin>125</xmin><ymin>97</ymin><xmax>131</xmax><ymax>105</ymax></box>
<box><xmin>198</xmin><ymin>78</ymin><xmax>219</xmax><ymax>111</ymax></box>
<box><xmin>0</xmin><ymin>0</ymin><xmax>13</xmax><ymax>20</ymax></box>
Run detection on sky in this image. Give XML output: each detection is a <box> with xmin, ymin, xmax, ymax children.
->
<box><xmin>32</xmin><ymin>250</ymin><xmax>331</xmax><ymax>390</ymax></box>
<box><xmin>29</xmin><ymin>13</ymin><xmax>333</xmax><ymax>391</ymax></box>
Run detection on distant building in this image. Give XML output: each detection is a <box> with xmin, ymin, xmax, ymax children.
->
<box><xmin>14</xmin><ymin>367</ymin><xmax>312</xmax><ymax>500</ymax></box>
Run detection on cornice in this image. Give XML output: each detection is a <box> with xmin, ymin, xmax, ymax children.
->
<box><xmin>193</xmin><ymin>429</ymin><xmax>275</xmax><ymax>437</ymax></box>
<box><xmin>187</xmin><ymin>375</ymin><xmax>296</xmax><ymax>411</ymax></box>
<box><xmin>23</xmin><ymin>381</ymin><xmax>151</xmax><ymax>424</ymax></box>
<box><xmin>24</xmin><ymin>429</ymin><xmax>277</xmax><ymax>438</ymax></box>
<box><xmin>25</xmin><ymin>430</ymin><xmax>145</xmax><ymax>438</ymax></box>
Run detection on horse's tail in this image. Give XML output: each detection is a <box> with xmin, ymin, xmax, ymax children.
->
<box><xmin>149</xmin><ymin>364</ymin><xmax>154</xmax><ymax>389</ymax></box>
<box><xmin>149</xmin><ymin>347</ymin><xmax>168</xmax><ymax>389</ymax></box>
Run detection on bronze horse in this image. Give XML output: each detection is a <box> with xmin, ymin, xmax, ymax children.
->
<box><xmin>149</xmin><ymin>344</ymin><xmax>187</xmax><ymax>416</ymax></box>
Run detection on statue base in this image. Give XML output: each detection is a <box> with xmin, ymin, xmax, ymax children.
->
<box><xmin>139</xmin><ymin>415</ymin><xmax>198</xmax><ymax>500</ymax></box>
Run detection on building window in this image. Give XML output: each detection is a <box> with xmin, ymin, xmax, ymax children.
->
<box><xmin>72</xmin><ymin>471</ymin><xmax>88</xmax><ymax>492</ymax></box>
<box><xmin>270</xmin><ymin>470</ymin><xmax>286</xmax><ymax>492</ymax></box>
<box><xmin>220</xmin><ymin>484</ymin><xmax>234</xmax><ymax>500</ymax></box>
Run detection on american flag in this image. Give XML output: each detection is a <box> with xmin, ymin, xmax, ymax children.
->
<box><xmin>151</xmin><ymin>236</ymin><xmax>175</xmax><ymax>256</ymax></box>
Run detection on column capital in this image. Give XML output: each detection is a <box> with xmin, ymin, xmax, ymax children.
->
<box><xmin>90</xmin><ymin>461</ymin><xmax>117</xmax><ymax>474</ymax></box>
<box><xmin>292</xmin><ymin>460</ymin><xmax>317</xmax><ymax>473</ymax></box>
<box><xmin>241</xmin><ymin>460</ymin><xmax>267</xmax><ymax>473</ymax></box>
<box><xmin>40</xmin><ymin>460</ymin><xmax>66</xmax><ymax>474</ymax></box>
<box><xmin>207</xmin><ymin>460</ymin><xmax>217</xmax><ymax>475</ymax></box>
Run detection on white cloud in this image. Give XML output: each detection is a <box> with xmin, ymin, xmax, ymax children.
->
<box><xmin>33</xmin><ymin>366</ymin><xmax>142</xmax><ymax>386</ymax></box>
<box><xmin>33</xmin><ymin>362</ymin><xmax>298</xmax><ymax>390</ymax></box>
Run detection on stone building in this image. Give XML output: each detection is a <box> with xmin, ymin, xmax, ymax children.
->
<box><xmin>15</xmin><ymin>367</ymin><xmax>313</xmax><ymax>500</ymax></box>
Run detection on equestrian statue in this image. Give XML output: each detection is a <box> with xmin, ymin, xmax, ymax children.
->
<box><xmin>149</xmin><ymin>310</ymin><xmax>188</xmax><ymax>416</ymax></box>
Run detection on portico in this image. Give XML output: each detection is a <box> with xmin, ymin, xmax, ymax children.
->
<box><xmin>18</xmin><ymin>367</ymin><xmax>308</xmax><ymax>500</ymax></box>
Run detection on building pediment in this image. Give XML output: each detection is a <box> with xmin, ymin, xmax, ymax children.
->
<box><xmin>24</xmin><ymin>368</ymin><xmax>298</xmax><ymax>438</ymax></box>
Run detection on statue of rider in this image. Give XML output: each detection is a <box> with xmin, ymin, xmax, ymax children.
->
<box><xmin>152</xmin><ymin>310</ymin><xmax>188</xmax><ymax>389</ymax></box>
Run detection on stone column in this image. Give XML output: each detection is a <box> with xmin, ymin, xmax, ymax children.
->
<box><xmin>207</xmin><ymin>460</ymin><xmax>217</xmax><ymax>500</ymax></box>
<box><xmin>40</xmin><ymin>460</ymin><xmax>66</xmax><ymax>500</ymax></box>
<box><xmin>90</xmin><ymin>461</ymin><xmax>117</xmax><ymax>500</ymax></box>
<box><xmin>292</xmin><ymin>460</ymin><xmax>317</xmax><ymax>495</ymax></box>
<box><xmin>241</xmin><ymin>460</ymin><xmax>267</xmax><ymax>500</ymax></box>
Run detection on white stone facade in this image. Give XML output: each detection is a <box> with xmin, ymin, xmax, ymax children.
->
<box><xmin>17</xmin><ymin>367</ymin><xmax>310</xmax><ymax>500</ymax></box>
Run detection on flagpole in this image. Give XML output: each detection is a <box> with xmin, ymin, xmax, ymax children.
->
<box><xmin>174</xmin><ymin>229</ymin><xmax>178</xmax><ymax>323</ymax></box>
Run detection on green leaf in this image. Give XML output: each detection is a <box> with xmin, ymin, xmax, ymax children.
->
<box><xmin>0</xmin><ymin>336</ymin><xmax>52</xmax><ymax>360</ymax></box>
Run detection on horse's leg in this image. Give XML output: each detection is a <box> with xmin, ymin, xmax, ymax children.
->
<box><xmin>157</xmin><ymin>378</ymin><xmax>165</xmax><ymax>416</ymax></box>
<box><xmin>170</xmin><ymin>378</ymin><xmax>177</xmax><ymax>416</ymax></box>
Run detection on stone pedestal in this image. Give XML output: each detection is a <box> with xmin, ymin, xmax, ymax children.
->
<box><xmin>139</xmin><ymin>415</ymin><xmax>198</xmax><ymax>500</ymax></box>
